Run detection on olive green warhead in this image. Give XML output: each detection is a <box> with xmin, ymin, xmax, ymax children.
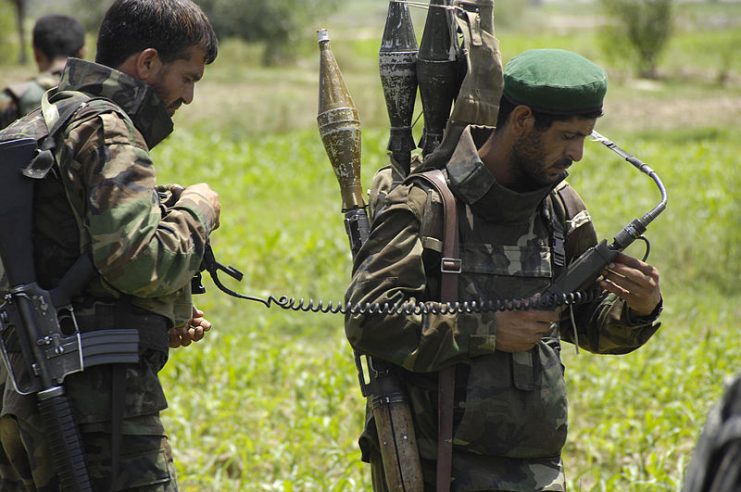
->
<box><xmin>317</xmin><ymin>29</ymin><xmax>364</xmax><ymax>212</ymax></box>
<box><xmin>417</xmin><ymin>0</ymin><xmax>460</xmax><ymax>156</ymax></box>
<box><xmin>379</xmin><ymin>0</ymin><xmax>418</xmax><ymax>179</ymax></box>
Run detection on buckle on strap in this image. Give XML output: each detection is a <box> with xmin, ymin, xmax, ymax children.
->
<box><xmin>441</xmin><ymin>257</ymin><xmax>462</xmax><ymax>274</ymax></box>
<box><xmin>552</xmin><ymin>230</ymin><xmax>566</xmax><ymax>267</ymax></box>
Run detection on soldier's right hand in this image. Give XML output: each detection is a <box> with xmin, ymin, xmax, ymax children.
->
<box><xmin>184</xmin><ymin>183</ymin><xmax>221</xmax><ymax>229</ymax></box>
<box><xmin>494</xmin><ymin>310</ymin><xmax>559</xmax><ymax>352</ymax></box>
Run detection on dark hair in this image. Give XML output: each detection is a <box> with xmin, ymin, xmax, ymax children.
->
<box><xmin>32</xmin><ymin>14</ymin><xmax>85</xmax><ymax>60</ymax></box>
<box><xmin>495</xmin><ymin>95</ymin><xmax>603</xmax><ymax>131</ymax></box>
<box><xmin>96</xmin><ymin>0</ymin><xmax>218</xmax><ymax>68</ymax></box>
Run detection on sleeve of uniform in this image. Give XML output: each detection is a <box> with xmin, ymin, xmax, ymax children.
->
<box><xmin>556</xmin><ymin>186</ymin><xmax>661</xmax><ymax>354</ymax></box>
<box><xmin>66</xmin><ymin>110</ymin><xmax>217</xmax><ymax>298</ymax></box>
<box><xmin>345</xmin><ymin>184</ymin><xmax>498</xmax><ymax>373</ymax></box>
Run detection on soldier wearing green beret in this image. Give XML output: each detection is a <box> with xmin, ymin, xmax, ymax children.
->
<box><xmin>0</xmin><ymin>14</ymin><xmax>86</xmax><ymax>130</ymax></box>
<box><xmin>346</xmin><ymin>49</ymin><xmax>663</xmax><ymax>491</ymax></box>
<box><xmin>0</xmin><ymin>0</ymin><xmax>220</xmax><ymax>489</ymax></box>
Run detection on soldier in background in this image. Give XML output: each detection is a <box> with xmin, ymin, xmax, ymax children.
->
<box><xmin>346</xmin><ymin>49</ymin><xmax>664</xmax><ymax>491</ymax></box>
<box><xmin>0</xmin><ymin>0</ymin><xmax>219</xmax><ymax>489</ymax></box>
<box><xmin>683</xmin><ymin>372</ymin><xmax>741</xmax><ymax>492</ymax></box>
<box><xmin>0</xmin><ymin>14</ymin><xmax>86</xmax><ymax>130</ymax></box>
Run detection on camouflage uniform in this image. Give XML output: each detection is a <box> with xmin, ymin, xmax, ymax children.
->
<box><xmin>0</xmin><ymin>58</ymin><xmax>218</xmax><ymax>490</ymax></box>
<box><xmin>346</xmin><ymin>126</ymin><xmax>662</xmax><ymax>491</ymax></box>
<box><xmin>0</xmin><ymin>60</ymin><xmax>67</xmax><ymax>130</ymax></box>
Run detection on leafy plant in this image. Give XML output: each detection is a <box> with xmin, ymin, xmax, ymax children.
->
<box><xmin>198</xmin><ymin>0</ymin><xmax>341</xmax><ymax>66</ymax></box>
<box><xmin>599</xmin><ymin>0</ymin><xmax>674</xmax><ymax>79</ymax></box>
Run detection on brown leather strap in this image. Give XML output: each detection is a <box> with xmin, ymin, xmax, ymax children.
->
<box><xmin>416</xmin><ymin>169</ymin><xmax>459</xmax><ymax>492</ymax></box>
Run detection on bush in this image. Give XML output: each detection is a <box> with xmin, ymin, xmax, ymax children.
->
<box><xmin>198</xmin><ymin>0</ymin><xmax>341</xmax><ymax>66</ymax></box>
<box><xmin>599</xmin><ymin>0</ymin><xmax>674</xmax><ymax>79</ymax></box>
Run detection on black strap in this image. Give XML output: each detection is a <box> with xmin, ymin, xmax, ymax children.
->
<box><xmin>24</xmin><ymin>94</ymin><xmax>92</xmax><ymax>180</ymax></box>
<box><xmin>110</xmin><ymin>365</ymin><xmax>125</xmax><ymax>492</ymax></box>
<box><xmin>546</xmin><ymin>195</ymin><xmax>566</xmax><ymax>268</ymax></box>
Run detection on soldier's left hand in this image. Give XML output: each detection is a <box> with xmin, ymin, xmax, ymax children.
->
<box><xmin>599</xmin><ymin>251</ymin><xmax>662</xmax><ymax>317</ymax></box>
<box><xmin>169</xmin><ymin>306</ymin><xmax>212</xmax><ymax>348</ymax></box>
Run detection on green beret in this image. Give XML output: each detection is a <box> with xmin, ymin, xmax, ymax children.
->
<box><xmin>503</xmin><ymin>49</ymin><xmax>607</xmax><ymax>115</ymax></box>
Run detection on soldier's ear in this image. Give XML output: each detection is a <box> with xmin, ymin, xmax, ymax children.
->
<box><xmin>134</xmin><ymin>48</ymin><xmax>164</xmax><ymax>83</ymax></box>
<box><xmin>511</xmin><ymin>105</ymin><xmax>535</xmax><ymax>137</ymax></box>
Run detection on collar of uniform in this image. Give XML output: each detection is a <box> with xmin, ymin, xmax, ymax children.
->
<box><xmin>57</xmin><ymin>58</ymin><xmax>173</xmax><ymax>149</ymax></box>
<box><xmin>446</xmin><ymin>124</ymin><xmax>561</xmax><ymax>223</ymax></box>
<box><xmin>446</xmin><ymin>125</ymin><xmax>497</xmax><ymax>204</ymax></box>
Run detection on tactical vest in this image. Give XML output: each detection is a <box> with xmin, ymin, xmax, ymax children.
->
<box><xmin>0</xmin><ymin>92</ymin><xmax>171</xmax><ymax>355</ymax></box>
<box><xmin>369</xmin><ymin>167</ymin><xmax>588</xmax><ymax>461</ymax></box>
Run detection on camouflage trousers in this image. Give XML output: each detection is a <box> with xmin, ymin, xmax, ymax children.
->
<box><xmin>0</xmin><ymin>411</ymin><xmax>178</xmax><ymax>491</ymax></box>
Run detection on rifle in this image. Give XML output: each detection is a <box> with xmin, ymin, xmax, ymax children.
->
<box><xmin>0</xmin><ymin>138</ymin><xmax>139</xmax><ymax>491</ymax></box>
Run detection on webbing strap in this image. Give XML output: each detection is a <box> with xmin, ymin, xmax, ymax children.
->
<box><xmin>414</xmin><ymin>169</ymin><xmax>460</xmax><ymax>492</ymax></box>
<box><xmin>23</xmin><ymin>91</ymin><xmax>91</xmax><ymax>181</ymax></box>
<box><xmin>110</xmin><ymin>365</ymin><xmax>125</xmax><ymax>492</ymax></box>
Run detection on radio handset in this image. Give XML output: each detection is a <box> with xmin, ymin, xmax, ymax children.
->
<box><xmin>547</xmin><ymin>130</ymin><xmax>668</xmax><ymax>295</ymax></box>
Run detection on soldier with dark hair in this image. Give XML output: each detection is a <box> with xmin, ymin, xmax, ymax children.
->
<box><xmin>0</xmin><ymin>0</ymin><xmax>220</xmax><ymax>489</ymax></box>
<box><xmin>346</xmin><ymin>49</ymin><xmax>664</xmax><ymax>491</ymax></box>
<box><xmin>0</xmin><ymin>14</ymin><xmax>86</xmax><ymax>130</ymax></box>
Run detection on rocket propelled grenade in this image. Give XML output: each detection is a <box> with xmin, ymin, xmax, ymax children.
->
<box><xmin>417</xmin><ymin>0</ymin><xmax>461</xmax><ymax>156</ymax></box>
<box><xmin>317</xmin><ymin>29</ymin><xmax>365</xmax><ymax>213</ymax></box>
<box><xmin>379</xmin><ymin>0</ymin><xmax>419</xmax><ymax>179</ymax></box>
<box><xmin>317</xmin><ymin>29</ymin><xmax>369</xmax><ymax>256</ymax></box>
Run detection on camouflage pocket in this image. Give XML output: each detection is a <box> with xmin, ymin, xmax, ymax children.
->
<box><xmin>115</xmin><ymin>446</ymin><xmax>174</xmax><ymax>489</ymax></box>
<box><xmin>452</xmin><ymin>344</ymin><xmax>568</xmax><ymax>459</ymax></box>
<box><xmin>85</xmin><ymin>433</ymin><xmax>177</xmax><ymax>491</ymax></box>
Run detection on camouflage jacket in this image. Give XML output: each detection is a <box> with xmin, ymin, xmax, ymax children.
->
<box><xmin>345</xmin><ymin>126</ymin><xmax>661</xmax><ymax>491</ymax></box>
<box><xmin>0</xmin><ymin>60</ymin><xmax>66</xmax><ymax>130</ymax></box>
<box><xmin>0</xmin><ymin>58</ymin><xmax>217</xmax><ymax>426</ymax></box>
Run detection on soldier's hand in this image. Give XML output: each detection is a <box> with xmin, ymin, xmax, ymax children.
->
<box><xmin>599</xmin><ymin>252</ymin><xmax>661</xmax><ymax>317</ymax></box>
<box><xmin>494</xmin><ymin>310</ymin><xmax>559</xmax><ymax>353</ymax></box>
<box><xmin>183</xmin><ymin>183</ymin><xmax>221</xmax><ymax>229</ymax></box>
<box><xmin>169</xmin><ymin>306</ymin><xmax>212</xmax><ymax>348</ymax></box>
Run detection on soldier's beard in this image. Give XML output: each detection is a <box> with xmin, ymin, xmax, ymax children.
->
<box><xmin>510</xmin><ymin>131</ymin><xmax>571</xmax><ymax>191</ymax></box>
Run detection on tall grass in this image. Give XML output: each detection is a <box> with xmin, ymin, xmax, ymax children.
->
<box><xmin>2</xmin><ymin>1</ymin><xmax>738</xmax><ymax>489</ymax></box>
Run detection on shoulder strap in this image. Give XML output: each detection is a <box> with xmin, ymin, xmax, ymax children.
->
<box><xmin>545</xmin><ymin>194</ymin><xmax>566</xmax><ymax>269</ymax></box>
<box><xmin>4</xmin><ymin>81</ymin><xmax>31</xmax><ymax>102</ymax></box>
<box><xmin>409</xmin><ymin>168</ymin><xmax>458</xmax><ymax>492</ymax></box>
<box><xmin>553</xmin><ymin>181</ymin><xmax>587</xmax><ymax>222</ymax></box>
<box><xmin>413</xmin><ymin>169</ymin><xmax>460</xmax><ymax>301</ymax></box>
<box><xmin>23</xmin><ymin>91</ymin><xmax>92</xmax><ymax>180</ymax></box>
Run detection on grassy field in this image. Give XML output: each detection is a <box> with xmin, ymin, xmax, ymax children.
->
<box><xmin>2</xmin><ymin>0</ymin><xmax>740</xmax><ymax>490</ymax></box>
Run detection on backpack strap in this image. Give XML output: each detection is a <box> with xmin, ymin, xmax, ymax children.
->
<box><xmin>413</xmin><ymin>169</ymin><xmax>461</xmax><ymax>297</ymax></box>
<box><xmin>544</xmin><ymin>195</ymin><xmax>567</xmax><ymax>269</ymax></box>
<box><xmin>408</xmin><ymin>169</ymin><xmax>459</xmax><ymax>492</ymax></box>
<box><xmin>23</xmin><ymin>90</ymin><xmax>92</xmax><ymax>180</ymax></box>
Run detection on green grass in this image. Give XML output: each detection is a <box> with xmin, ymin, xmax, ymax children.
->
<box><xmin>2</xmin><ymin>1</ymin><xmax>740</xmax><ymax>489</ymax></box>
